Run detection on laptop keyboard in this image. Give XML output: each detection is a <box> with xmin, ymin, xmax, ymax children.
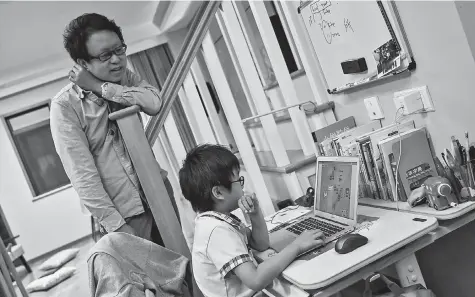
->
<box><xmin>287</xmin><ymin>217</ymin><xmax>344</xmax><ymax>237</ymax></box>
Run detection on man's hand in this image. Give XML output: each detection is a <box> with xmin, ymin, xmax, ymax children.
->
<box><xmin>69</xmin><ymin>64</ymin><xmax>103</xmax><ymax>94</ymax></box>
<box><xmin>239</xmin><ymin>193</ymin><xmax>259</xmax><ymax>215</ymax></box>
<box><xmin>115</xmin><ymin>224</ymin><xmax>137</xmax><ymax>236</ymax></box>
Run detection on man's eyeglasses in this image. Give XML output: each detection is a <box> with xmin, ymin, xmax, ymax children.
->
<box><xmin>231</xmin><ymin>176</ymin><xmax>245</xmax><ymax>187</ymax></box>
<box><xmin>90</xmin><ymin>44</ymin><xmax>127</xmax><ymax>62</ymax></box>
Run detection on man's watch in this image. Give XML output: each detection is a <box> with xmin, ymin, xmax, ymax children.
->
<box><xmin>101</xmin><ymin>82</ymin><xmax>109</xmax><ymax>98</ymax></box>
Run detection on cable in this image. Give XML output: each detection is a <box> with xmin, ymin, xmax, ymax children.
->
<box><xmin>394</xmin><ymin>106</ymin><xmax>405</xmax><ymax>211</ymax></box>
<box><xmin>265</xmin><ymin>205</ymin><xmax>300</xmax><ymax>224</ymax></box>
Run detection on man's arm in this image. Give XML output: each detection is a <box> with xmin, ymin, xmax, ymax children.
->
<box><xmin>50</xmin><ymin>100</ymin><xmax>127</xmax><ymax>233</ymax></box>
<box><xmin>101</xmin><ymin>69</ymin><xmax>162</xmax><ymax>116</ymax></box>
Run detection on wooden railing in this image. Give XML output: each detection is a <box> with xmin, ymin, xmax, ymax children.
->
<box><xmin>108</xmin><ymin>4</ymin><xmax>220</xmax><ymax>296</ymax></box>
<box><xmin>145</xmin><ymin>1</ymin><xmax>221</xmax><ymax>145</ymax></box>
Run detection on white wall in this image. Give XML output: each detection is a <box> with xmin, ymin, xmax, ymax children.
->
<box><xmin>0</xmin><ymin>1</ymin><xmax>160</xmax><ymax>89</ymax></box>
<box><xmin>0</xmin><ymin>78</ymin><xmax>90</xmax><ymax>260</ymax></box>
<box><xmin>326</xmin><ymin>1</ymin><xmax>475</xmax><ymax>157</ymax></box>
<box><xmin>262</xmin><ymin>1</ymin><xmax>475</xmax><ymax>159</ymax></box>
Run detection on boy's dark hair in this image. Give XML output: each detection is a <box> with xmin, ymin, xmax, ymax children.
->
<box><xmin>179</xmin><ymin>144</ymin><xmax>240</xmax><ymax>213</ymax></box>
<box><xmin>63</xmin><ymin>13</ymin><xmax>124</xmax><ymax>62</ymax></box>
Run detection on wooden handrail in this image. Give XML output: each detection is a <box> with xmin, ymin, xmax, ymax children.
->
<box><xmin>108</xmin><ymin>105</ymin><xmax>141</xmax><ymax>121</ymax></box>
<box><xmin>145</xmin><ymin>1</ymin><xmax>221</xmax><ymax>146</ymax></box>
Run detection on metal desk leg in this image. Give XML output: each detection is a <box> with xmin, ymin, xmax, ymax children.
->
<box><xmin>394</xmin><ymin>253</ymin><xmax>426</xmax><ymax>288</ymax></box>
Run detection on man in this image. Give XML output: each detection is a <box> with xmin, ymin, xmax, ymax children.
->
<box><xmin>50</xmin><ymin>13</ymin><xmax>179</xmax><ymax>245</ymax></box>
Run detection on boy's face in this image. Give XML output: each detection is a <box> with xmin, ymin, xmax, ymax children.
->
<box><xmin>218</xmin><ymin>169</ymin><xmax>244</xmax><ymax>211</ymax></box>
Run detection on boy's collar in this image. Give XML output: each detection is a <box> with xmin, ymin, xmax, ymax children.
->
<box><xmin>198</xmin><ymin>211</ymin><xmax>243</xmax><ymax>231</ymax></box>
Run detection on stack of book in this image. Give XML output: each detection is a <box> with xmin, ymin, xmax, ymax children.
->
<box><xmin>316</xmin><ymin>120</ymin><xmax>437</xmax><ymax>202</ymax></box>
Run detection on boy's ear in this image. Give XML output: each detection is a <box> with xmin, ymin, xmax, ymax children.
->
<box><xmin>211</xmin><ymin>185</ymin><xmax>224</xmax><ymax>200</ymax></box>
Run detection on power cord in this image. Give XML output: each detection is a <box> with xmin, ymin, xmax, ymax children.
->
<box><xmin>394</xmin><ymin>106</ymin><xmax>405</xmax><ymax>211</ymax></box>
<box><xmin>265</xmin><ymin>205</ymin><xmax>301</xmax><ymax>224</ymax></box>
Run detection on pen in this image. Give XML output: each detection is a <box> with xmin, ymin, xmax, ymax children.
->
<box><xmin>456</xmin><ymin>139</ymin><xmax>464</xmax><ymax>164</ymax></box>
<box><xmin>452</xmin><ymin>136</ymin><xmax>462</xmax><ymax>166</ymax></box>
<box><xmin>441</xmin><ymin>152</ymin><xmax>449</xmax><ymax>168</ymax></box>
<box><xmin>466</xmin><ymin>132</ymin><xmax>475</xmax><ymax>188</ymax></box>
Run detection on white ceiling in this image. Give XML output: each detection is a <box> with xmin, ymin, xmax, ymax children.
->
<box><xmin>0</xmin><ymin>1</ymin><xmax>199</xmax><ymax>91</ymax></box>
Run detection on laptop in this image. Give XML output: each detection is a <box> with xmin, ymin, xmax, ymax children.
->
<box><xmin>269</xmin><ymin>156</ymin><xmax>360</xmax><ymax>254</ymax></box>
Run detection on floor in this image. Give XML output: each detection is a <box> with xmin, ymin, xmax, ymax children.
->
<box><xmin>14</xmin><ymin>237</ymin><xmax>94</xmax><ymax>297</ymax></box>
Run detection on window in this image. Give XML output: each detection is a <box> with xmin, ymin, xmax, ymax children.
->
<box><xmin>265</xmin><ymin>1</ymin><xmax>299</xmax><ymax>74</ymax></box>
<box><xmin>236</xmin><ymin>1</ymin><xmax>302</xmax><ymax>86</ymax></box>
<box><xmin>5</xmin><ymin>104</ymin><xmax>70</xmax><ymax>198</ymax></box>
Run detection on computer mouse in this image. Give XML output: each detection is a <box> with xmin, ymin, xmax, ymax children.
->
<box><xmin>334</xmin><ymin>233</ymin><xmax>368</xmax><ymax>254</ymax></box>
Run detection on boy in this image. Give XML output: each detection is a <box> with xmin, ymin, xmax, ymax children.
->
<box><xmin>179</xmin><ymin>144</ymin><xmax>324</xmax><ymax>297</ymax></box>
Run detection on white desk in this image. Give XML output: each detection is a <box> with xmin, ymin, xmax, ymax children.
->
<box><xmin>359</xmin><ymin>197</ymin><xmax>475</xmax><ymax>220</ymax></box>
<box><xmin>256</xmin><ymin>205</ymin><xmax>438</xmax><ymax>292</ymax></box>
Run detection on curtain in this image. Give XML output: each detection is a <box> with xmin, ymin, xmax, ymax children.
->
<box><xmin>128</xmin><ymin>45</ymin><xmax>196</xmax><ymax>152</ymax></box>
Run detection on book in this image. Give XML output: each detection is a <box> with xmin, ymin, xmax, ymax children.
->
<box><xmin>336</xmin><ymin>123</ymin><xmax>379</xmax><ymax>197</ymax></box>
<box><xmin>392</xmin><ymin>127</ymin><xmax>437</xmax><ymax>199</ymax></box>
<box><xmin>361</xmin><ymin>140</ymin><xmax>381</xmax><ymax>199</ymax></box>
<box><xmin>340</xmin><ymin>142</ymin><xmax>371</xmax><ymax>198</ymax></box>
<box><xmin>378</xmin><ymin>129</ymin><xmax>423</xmax><ymax>201</ymax></box>
<box><xmin>319</xmin><ymin>137</ymin><xmax>338</xmax><ymax>156</ymax></box>
<box><xmin>358</xmin><ymin>121</ymin><xmax>415</xmax><ymax>200</ymax></box>
<box><xmin>388</xmin><ymin>152</ymin><xmax>407</xmax><ymax>202</ymax></box>
<box><xmin>311</xmin><ymin>116</ymin><xmax>356</xmax><ymax>144</ymax></box>
<box><xmin>334</xmin><ymin>121</ymin><xmax>382</xmax><ymax>154</ymax></box>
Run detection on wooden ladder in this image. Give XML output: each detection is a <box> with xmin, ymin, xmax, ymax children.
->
<box><xmin>108</xmin><ymin>2</ymin><xmax>221</xmax><ymax>296</ymax></box>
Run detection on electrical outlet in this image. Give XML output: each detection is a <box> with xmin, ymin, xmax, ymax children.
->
<box><xmin>393</xmin><ymin>85</ymin><xmax>435</xmax><ymax>114</ymax></box>
<box><xmin>364</xmin><ymin>96</ymin><xmax>384</xmax><ymax>120</ymax></box>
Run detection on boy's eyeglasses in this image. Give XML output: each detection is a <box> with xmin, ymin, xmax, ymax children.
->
<box><xmin>90</xmin><ymin>44</ymin><xmax>127</xmax><ymax>62</ymax></box>
<box><xmin>231</xmin><ymin>176</ymin><xmax>245</xmax><ymax>187</ymax></box>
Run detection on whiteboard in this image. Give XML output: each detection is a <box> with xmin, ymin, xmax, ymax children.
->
<box><xmin>299</xmin><ymin>0</ymin><xmax>413</xmax><ymax>93</ymax></box>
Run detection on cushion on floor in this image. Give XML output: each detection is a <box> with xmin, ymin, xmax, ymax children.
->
<box><xmin>38</xmin><ymin>248</ymin><xmax>79</xmax><ymax>271</ymax></box>
<box><xmin>26</xmin><ymin>267</ymin><xmax>76</xmax><ymax>293</ymax></box>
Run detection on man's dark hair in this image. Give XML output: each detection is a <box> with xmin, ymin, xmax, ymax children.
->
<box><xmin>179</xmin><ymin>144</ymin><xmax>240</xmax><ymax>213</ymax></box>
<box><xmin>63</xmin><ymin>13</ymin><xmax>124</xmax><ymax>62</ymax></box>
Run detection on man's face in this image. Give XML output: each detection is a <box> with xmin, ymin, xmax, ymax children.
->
<box><xmin>83</xmin><ymin>30</ymin><xmax>127</xmax><ymax>83</ymax></box>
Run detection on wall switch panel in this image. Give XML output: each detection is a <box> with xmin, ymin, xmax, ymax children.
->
<box><xmin>364</xmin><ymin>96</ymin><xmax>384</xmax><ymax>120</ymax></box>
<box><xmin>393</xmin><ymin>85</ymin><xmax>435</xmax><ymax>115</ymax></box>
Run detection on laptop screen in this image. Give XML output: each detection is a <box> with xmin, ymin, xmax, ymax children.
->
<box><xmin>316</xmin><ymin>160</ymin><xmax>358</xmax><ymax>220</ymax></box>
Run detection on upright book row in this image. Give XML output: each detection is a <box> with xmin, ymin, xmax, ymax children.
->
<box><xmin>316</xmin><ymin>119</ymin><xmax>437</xmax><ymax>202</ymax></box>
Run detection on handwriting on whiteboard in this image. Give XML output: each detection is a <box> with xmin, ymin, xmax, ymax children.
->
<box><xmin>307</xmin><ymin>0</ymin><xmax>355</xmax><ymax>45</ymax></box>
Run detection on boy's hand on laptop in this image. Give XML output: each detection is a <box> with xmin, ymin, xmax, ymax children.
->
<box><xmin>293</xmin><ymin>230</ymin><xmax>325</xmax><ymax>254</ymax></box>
<box><xmin>239</xmin><ymin>193</ymin><xmax>258</xmax><ymax>214</ymax></box>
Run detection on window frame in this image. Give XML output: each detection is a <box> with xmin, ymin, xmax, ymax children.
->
<box><xmin>234</xmin><ymin>0</ymin><xmax>302</xmax><ymax>88</ymax></box>
<box><xmin>2</xmin><ymin>100</ymin><xmax>72</xmax><ymax>201</ymax></box>
<box><xmin>272</xmin><ymin>0</ymin><xmax>302</xmax><ymax>70</ymax></box>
